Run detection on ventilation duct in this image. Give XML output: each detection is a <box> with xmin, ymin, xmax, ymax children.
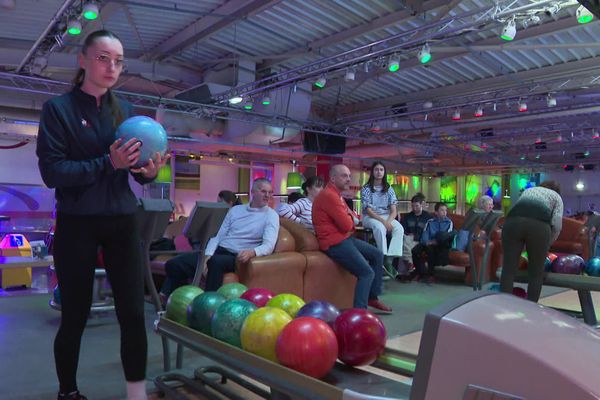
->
<box><xmin>160</xmin><ymin>61</ymin><xmax>312</xmax><ymax>146</ymax></box>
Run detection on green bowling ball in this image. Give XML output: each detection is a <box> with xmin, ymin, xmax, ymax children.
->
<box><xmin>166</xmin><ymin>285</ymin><xmax>203</xmax><ymax>326</ymax></box>
<box><xmin>216</xmin><ymin>282</ymin><xmax>248</xmax><ymax>300</ymax></box>
<box><xmin>211</xmin><ymin>298</ymin><xmax>257</xmax><ymax>347</ymax></box>
<box><xmin>266</xmin><ymin>293</ymin><xmax>305</xmax><ymax>318</ymax></box>
<box><xmin>187</xmin><ymin>291</ymin><xmax>227</xmax><ymax>334</ymax></box>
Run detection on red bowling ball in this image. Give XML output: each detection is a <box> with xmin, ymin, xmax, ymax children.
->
<box><xmin>240</xmin><ymin>287</ymin><xmax>274</xmax><ymax>307</ymax></box>
<box><xmin>512</xmin><ymin>287</ymin><xmax>527</xmax><ymax>299</ymax></box>
<box><xmin>275</xmin><ymin>317</ymin><xmax>338</xmax><ymax>379</ymax></box>
<box><xmin>333</xmin><ymin>309</ymin><xmax>386</xmax><ymax>367</ymax></box>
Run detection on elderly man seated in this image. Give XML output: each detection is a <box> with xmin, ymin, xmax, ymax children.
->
<box><xmin>159</xmin><ymin>178</ymin><xmax>279</xmax><ymax>300</ymax></box>
<box><xmin>204</xmin><ymin>178</ymin><xmax>280</xmax><ymax>291</ymax></box>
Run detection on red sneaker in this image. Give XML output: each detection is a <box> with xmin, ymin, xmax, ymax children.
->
<box><xmin>368</xmin><ymin>299</ymin><xmax>392</xmax><ymax>314</ymax></box>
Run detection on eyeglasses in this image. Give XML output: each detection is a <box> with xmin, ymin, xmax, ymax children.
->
<box><xmin>92</xmin><ymin>54</ymin><xmax>124</xmax><ymax>68</ymax></box>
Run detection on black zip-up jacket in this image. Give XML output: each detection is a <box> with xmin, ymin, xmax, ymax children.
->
<box><xmin>36</xmin><ymin>86</ymin><xmax>153</xmax><ymax>215</ymax></box>
<box><xmin>401</xmin><ymin>210</ymin><xmax>432</xmax><ymax>242</ymax></box>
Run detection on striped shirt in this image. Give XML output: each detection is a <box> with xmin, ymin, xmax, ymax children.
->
<box><xmin>277</xmin><ymin>197</ymin><xmax>314</xmax><ymax>231</ymax></box>
<box><xmin>361</xmin><ymin>184</ymin><xmax>397</xmax><ymax>216</ymax></box>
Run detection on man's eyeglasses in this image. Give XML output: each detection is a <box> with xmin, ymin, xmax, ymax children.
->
<box><xmin>92</xmin><ymin>54</ymin><xmax>124</xmax><ymax>68</ymax></box>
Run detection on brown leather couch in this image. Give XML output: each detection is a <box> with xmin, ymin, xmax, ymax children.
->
<box><xmin>490</xmin><ymin>216</ymin><xmax>589</xmax><ymax>280</ymax></box>
<box><xmin>235</xmin><ymin>220</ymin><xmax>356</xmax><ymax>310</ymax></box>
<box><xmin>279</xmin><ymin>219</ymin><xmax>356</xmax><ymax>309</ymax></box>
<box><xmin>235</xmin><ymin>226</ymin><xmax>307</xmax><ymax>298</ymax></box>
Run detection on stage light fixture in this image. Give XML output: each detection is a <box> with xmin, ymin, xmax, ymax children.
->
<box><xmin>344</xmin><ymin>69</ymin><xmax>355</xmax><ymax>81</ymax></box>
<box><xmin>417</xmin><ymin>44</ymin><xmax>431</xmax><ymax>64</ymax></box>
<box><xmin>388</xmin><ymin>55</ymin><xmax>400</xmax><ymax>72</ymax></box>
<box><xmin>228</xmin><ymin>96</ymin><xmax>243</xmax><ymax>105</ymax></box>
<box><xmin>83</xmin><ymin>2</ymin><xmax>99</xmax><ymax>20</ymax></box>
<box><xmin>314</xmin><ymin>75</ymin><xmax>327</xmax><ymax>88</ymax></box>
<box><xmin>577</xmin><ymin>5</ymin><xmax>593</xmax><ymax>24</ymax></box>
<box><xmin>500</xmin><ymin>19</ymin><xmax>516</xmax><ymax>41</ymax></box>
<box><xmin>518</xmin><ymin>100</ymin><xmax>527</xmax><ymax>112</ymax></box>
<box><xmin>547</xmin><ymin>94</ymin><xmax>557</xmax><ymax>107</ymax></box>
<box><xmin>474</xmin><ymin>105</ymin><xmax>484</xmax><ymax>117</ymax></box>
<box><xmin>67</xmin><ymin>20</ymin><xmax>82</xmax><ymax>35</ymax></box>
<box><xmin>243</xmin><ymin>100</ymin><xmax>253</xmax><ymax>110</ymax></box>
<box><xmin>452</xmin><ymin>109</ymin><xmax>461</xmax><ymax>121</ymax></box>
<box><xmin>261</xmin><ymin>96</ymin><xmax>271</xmax><ymax>105</ymax></box>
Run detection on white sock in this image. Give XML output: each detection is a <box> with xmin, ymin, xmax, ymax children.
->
<box><xmin>126</xmin><ymin>380</ymin><xmax>148</xmax><ymax>400</ymax></box>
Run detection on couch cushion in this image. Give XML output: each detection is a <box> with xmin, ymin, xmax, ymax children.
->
<box><xmin>303</xmin><ymin>251</ymin><xmax>356</xmax><ymax>310</ymax></box>
<box><xmin>279</xmin><ymin>218</ymin><xmax>319</xmax><ymax>252</ymax></box>
<box><xmin>551</xmin><ymin>241</ymin><xmax>583</xmax><ymax>255</ymax></box>
<box><xmin>448</xmin><ymin>213</ymin><xmax>465</xmax><ymax>230</ymax></box>
<box><xmin>237</xmin><ymin>252</ymin><xmax>306</xmax><ymax>297</ymax></box>
<box><xmin>273</xmin><ymin>226</ymin><xmax>296</xmax><ymax>253</ymax></box>
<box><xmin>449</xmin><ymin>250</ymin><xmax>470</xmax><ymax>267</ymax></box>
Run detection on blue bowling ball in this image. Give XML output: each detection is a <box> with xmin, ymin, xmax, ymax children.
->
<box><xmin>585</xmin><ymin>257</ymin><xmax>600</xmax><ymax>277</ymax></box>
<box><xmin>488</xmin><ymin>283</ymin><xmax>501</xmax><ymax>292</ymax></box>
<box><xmin>115</xmin><ymin>116</ymin><xmax>168</xmax><ymax>168</ymax></box>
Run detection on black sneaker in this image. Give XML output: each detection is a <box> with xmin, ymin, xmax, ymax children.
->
<box><xmin>57</xmin><ymin>391</ymin><xmax>88</xmax><ymax>400</ymax></box>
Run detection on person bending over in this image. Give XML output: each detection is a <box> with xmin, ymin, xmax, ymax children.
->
<box><xmin>312</xmin><ymin>164</ymin><xmax>392</xmax><ymax>313</ymax></box>
<box><xmin>204</xmin><ymin>178</ymin><xmax>279</xmax><ymax>291</ymax></box>
<box><xmin>500</xmin><ymin>181</ymin><xmax>563</xmax><ymax>302</ymax></box>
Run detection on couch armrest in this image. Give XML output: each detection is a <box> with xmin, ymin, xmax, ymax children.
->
<box><xmin>302</xmin><ymin>251</ymin><xmax>357</xmax><ymax>310</ymax></box>
<box><xmin>237</xmin><ymin>252</ymin><xmax>306</xmax><ymax>297</ymax></box>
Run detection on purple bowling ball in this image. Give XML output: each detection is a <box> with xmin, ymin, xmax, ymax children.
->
<box><xmin>296</xmin><ymin>300</ymin><xmax>340</xmax><ymax>326</ymax></box>
<box><xmin>551</xmin><ymin>254</ymin><xmax>584</xmax><ymax>275</ymax></box>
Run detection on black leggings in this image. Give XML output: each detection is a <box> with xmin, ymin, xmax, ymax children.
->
<box><xmin>53</xmin><ymin>213</ymin><xmax>147</xmax><ymax>393</ymax></box>
<box><xmin>500</xmin><ymin>216</ymin><xmax>552</xmax><ymax>302</ymax></box>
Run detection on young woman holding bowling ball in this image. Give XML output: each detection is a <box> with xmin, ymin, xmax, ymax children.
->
<box><xmin>36</xmin><ymin>30</ymin><xmax>170</xmax><ymax>400</ymax></box>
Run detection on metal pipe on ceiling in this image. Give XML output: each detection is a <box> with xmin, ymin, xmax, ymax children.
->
<box><xmin>212</xmin><ymin>0</ymin><xmax>565</xmax><ymax>102</ymax></box>
<box><xmin>16</xmin><ymin>0</ymin><xmax>78</xmax><ymax>73</ymax></box>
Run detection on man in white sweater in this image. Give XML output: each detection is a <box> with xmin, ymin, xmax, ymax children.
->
<box><xmin>204</xmin><ymin>178</ymin><xmax>280</xmax><ymax>291</ymax></box>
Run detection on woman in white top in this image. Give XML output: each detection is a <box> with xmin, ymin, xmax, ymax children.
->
<box><xmin>278</xmin><ymin>175</ymin><xmax>324</xmax><ymax>231</ymax></box>
<box><xmin>361</xmin><ymin>162</ymin><xmax>404</xmax><ymax>274</ymax></box>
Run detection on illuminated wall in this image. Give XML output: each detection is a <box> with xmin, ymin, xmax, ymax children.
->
<box><xmin>440</xmin><ymin>176</ymin><xmax>457</xmax><ymax>210</ymax></box>
<box><xmin>464</xmin><ymin>175</ymin><xmax>482</xmax><ymax>209</ymax></box>
<box><xmin>484</xmin><ymin>175</ymin><xmax>502</xmax><ymax>206</ymax></box>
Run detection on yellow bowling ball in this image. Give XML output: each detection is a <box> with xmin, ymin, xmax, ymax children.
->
<box><xmin>240</xmin><ymin>307</ymin><xmax>292</xmax><ymax>362</ymax></box>
<box><xmin>266</xmin><ymin>293</ymin><xmax>305</xmax><ymax>318</ymax></box>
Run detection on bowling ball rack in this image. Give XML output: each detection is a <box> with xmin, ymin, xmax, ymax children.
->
<box><xmin>153</xmin><ymin>314</ymin><xmax>414</xmax><ymax>400</ymax></box>
<box><xmin>514</xmin><ymin>270</ymin><xmax>600</xmax><ymax>327</ymax></box>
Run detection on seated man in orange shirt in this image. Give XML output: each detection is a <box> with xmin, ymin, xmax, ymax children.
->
<box><xmin>312</xmin><ymin>164</ymin><xmax>392</xmax><ymax>313</ymax></box>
